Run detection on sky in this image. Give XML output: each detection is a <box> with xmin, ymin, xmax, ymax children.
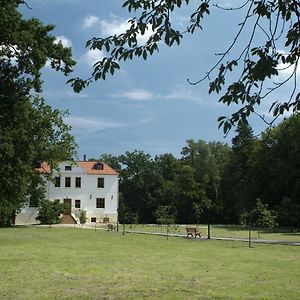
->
<box><xmin>19</xmin><ymin>0</ymin><xmax>296</xmax><ymax>159</ymax></box>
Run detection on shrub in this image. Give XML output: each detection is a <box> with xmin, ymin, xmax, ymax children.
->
<box><xmin>76</xmin><ymin>210</ymin><xmax>87</xmax><ymax>224</ymax></box>
<box><xmin>36</xmin><ymin>200</ymin><xmax>67</xmax><ymax>225</ymax></box>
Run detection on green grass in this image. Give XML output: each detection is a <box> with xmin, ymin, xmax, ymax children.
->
<box><xmin>125</xmin><ymin>224</ymin><xmax>300</xmax><ymax>242</ymax></box>
<box><xmin>0</xmin><ymin>227</ymin><xmax>299</xmax><ymax>299</ymax></box>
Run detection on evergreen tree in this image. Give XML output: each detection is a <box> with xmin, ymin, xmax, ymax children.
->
<box><xmin>222</xmin><ymin>121</ymin><xmax>256</xmax><ymax>222</ymax></box>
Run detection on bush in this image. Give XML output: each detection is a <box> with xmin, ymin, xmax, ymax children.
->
<box><xmin>76</xmin><ymin>210</ymin><xmax>87</xmax><ymax>224</ymax></box>
<box><xmin>36</xmin><ymin>200</ymin><xmax>67</xmax><ymax>225</ymax></box>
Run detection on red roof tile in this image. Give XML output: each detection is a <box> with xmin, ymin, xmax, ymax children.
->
<box><xmin>77</xmin><ymin>161</ymin><xmax>118</xmax><ymax>175</ymax></box>
<box><xmin>35</xmin><ymin>161</ymin><xmax>51</xmax><ymax>173</ymax></box>
<box><xmin>36</xmin><ymin>161</ymin><xmax>118</xmax><ymax>175</ymax></box>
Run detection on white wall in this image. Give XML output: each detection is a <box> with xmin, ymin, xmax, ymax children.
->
<box><xmin>18</xmin><ymin>161</ymin><xmax>119</xmax><ymax>224</ymax></box>
<box><xmin>48</xmin><ymin>162</ymin><xmax>118</xmax><ymax>222</ymax></box>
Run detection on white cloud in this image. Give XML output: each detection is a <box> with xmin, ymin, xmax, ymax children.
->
<box><xmin>276</xmin><ymin>49</ymin><xmax>300</xmax><ymax>77</ymax></box>
<box><xmin>83</xmin><ymin>15</ymin><xmax>100</xmax><ymax>29</ymax></box>
<box><xmin>65</xmin><ymin>116</ymin><xmax>124</xmax><ymax>134</ymax></box>
<box><xmin>118</xmin><ymin>89</ymin><xmax>154</xmax><ymax>101</ymax></box>
<box><xmin>100</xmin><ymin>17</ymin><xmax>130</xmax><ymax>36</ymax></box>
<box><xmin>99</xmin><ymin>15</ymin><xmax>155</xmax><ymax>44</ymax></box>
<box><xmin>277</xmin><ymin>62</ymin><xmax>300</xmax><ymax>78</ymax></box>
<box><xmin>55</xmin><ymin>36</ymin><xmax>72</xmax><ymax>48</ymax></box>
<box><xmin>87</xmin><ymin>15</ymin><xmax>154</xmax><ymax>44</ymax></box>
<box><xmin>82</xmin><ymin>14</ymin><xmax>155</xmax><ymax>51</ymax></box>
<box><xmin>82</xmin><ymin>49</ymin><xmax>105</xmax><ymax>66</ymax></box>
<box><xmin>112</xmin><ymin>86</ymin><xmax>205</xmax><ymax>103</ymax></box>
<box><xmin>214</xmin><ymin>1</ymin><xmax>243</xmax><ymax>9</ymax></box>
<box><xmin>164</xmin><ymin>87</ymin><xmax>202</xmax><ymax>102</ymax></box>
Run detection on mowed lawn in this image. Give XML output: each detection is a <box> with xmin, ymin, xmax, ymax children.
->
<box><xmin>0</xmin><ymin>227</ymin><xmax>299</xmax><ymax>300</ymax></box>
<box><xmin>125</xmin><ymin>224</ymin><xmax>300</xmax><ymax>242</ymax></box>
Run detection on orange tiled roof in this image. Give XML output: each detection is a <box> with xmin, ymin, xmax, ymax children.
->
<box><xmin>36</xmin><ymin>161</ymin><xmax>118</xmax><ymax>175</ymax></box>
<box><xmin>77</xmin><ymin>161</ymin><xmax>118</xmax><ymax>175</ymax></box>
<box><xmin>35</xmin><ymin>161</ymin><xmax>51</xmax><ymax>173</ymax></box>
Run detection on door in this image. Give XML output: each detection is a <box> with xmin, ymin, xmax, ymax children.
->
<box><xmin>63</xmin><ymin>198</ymin><xmax>72</xmax><ymax>215</ymax></box>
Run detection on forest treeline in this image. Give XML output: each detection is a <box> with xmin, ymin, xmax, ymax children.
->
<box><xmin>98</xmin><ymin>114</ymin><xmax>300</xmax><ymax>227</ymax></box>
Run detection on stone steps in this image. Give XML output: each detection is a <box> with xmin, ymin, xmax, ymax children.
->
<box><xmin>60</xmin><ymin>214</ymin><xmax>76</xmax><ymax>224</ymax></box>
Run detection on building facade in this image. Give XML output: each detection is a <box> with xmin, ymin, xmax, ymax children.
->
<box><xmin>16</xmin><ymin>160</ymin><xmax>119</xmax><ymax>225</ymax></box>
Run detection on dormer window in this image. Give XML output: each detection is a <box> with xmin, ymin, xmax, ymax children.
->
<box><xmin>94</xmin><ymin>162</ymin><xmax>103</xmax><ymax>170</ymax></box>
<box><xmin>34</xmin><ymin>161</ymin><xmax>42</xmax><ymax>168</ymax></box>
<box><xmin>65</xmin><ymin>165</ymin><xmax>72</xmax><ymax>171</ymax></box>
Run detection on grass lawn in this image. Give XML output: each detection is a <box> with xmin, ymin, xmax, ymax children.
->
<box><xmin>0</xmin><ymin>227</ymin><xmax>299</xmax><ymax>300</ymax></box>
<box><xmin>125</xmin><ymin>224</ymin><xmax>300</xmax><ymax>242</ymax></box>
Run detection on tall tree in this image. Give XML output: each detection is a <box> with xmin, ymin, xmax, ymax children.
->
<box><xmin>70</xmin><ymin>0</ymin><xmax>300</xmax><ymax>133</ymax></box>
<box><xmin>249</xmin><ymin>114</ymin><xmax>300</xmax><ymax>226</ymax></box>
<box><xmin>0</xmin><ymin>0</ymin><xmax>76</xmax><ymax>226</ymax></box>
<box><xmin>154</xmin><ymin>153</ymin><xmax>179</xmax><ymax>208</ymax></box>
<box><xmin>118</xmin><ymin>150</ymin><xmax>164</xmax><ymax>223</ymax></box>
<box><xmin>175</xmin><ymin>164</ymin><xmax>203</xmax><ymax>223</ymax></box>
<box><xmin>181</xmin><ymin>139</ymin><xmax>228</xmax><ymax>223</ymax></box>
<box><xmin>221</xmin><ymin>121</ymin><xmax>256</xmax><ymax>222</ymax></box>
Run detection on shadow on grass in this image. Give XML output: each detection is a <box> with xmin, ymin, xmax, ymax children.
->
<box><xmin>213</xmin><ymin>225</ymin><xmax>300</xmax><ymax>235</ymax></box>
<box><xmin>281</xmin><ymin>232</ymin><xmax>300</xmax><ymax>236</ymax></box>
<box><xmin>212</xmin><ymin>225</ymin><xmax>249</xmax><ymax>232</ymax></box>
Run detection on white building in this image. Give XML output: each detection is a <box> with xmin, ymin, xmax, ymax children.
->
<box><xmin>16</xmin><ymin>160</ymin><xmax>119</xmax><ymax>225</ymax></box>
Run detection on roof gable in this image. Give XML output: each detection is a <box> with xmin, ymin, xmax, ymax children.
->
<box><xmin>77</xmin><ymin>161</ymin><xmax>118</xmax><ymax>175</ymax></box>
<box><xmin>36</xmin><ymin>161</ymin><xmax>118</xmax><ymax>175</ymax></box>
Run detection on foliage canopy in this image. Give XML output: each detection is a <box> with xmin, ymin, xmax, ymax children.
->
<box><xmin>0</xmin><ymin>0</ymin><xmax>76</xmax><ymax>226</ymax></box>
<box><xmin>69</xmin><ymin>0</ymin><xmax>299</xmax><ymax>133</ymax></box>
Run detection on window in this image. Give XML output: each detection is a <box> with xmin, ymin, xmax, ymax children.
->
<box><xmin>75</xmin><ymin>177</ymin><xmax>81</xmax><ymax>188</ymax></box>
<box><xmin>65</xmin><ymin>165</ymin><xmax>72</xmax><ymax>171</ymax></box>
<box><xmin>75</xmin><ymin>200</ymin><xmax>81</xmax><ymax>208</ymax></box>
<box><xmin>55</xmin><ymin>177</ymin><xmax>60</xmax><ymax>187</ymax></box>
<box><xmin>34</xmin><ymin>161</ymin><xmax>42</xmax><ymax>168</ymax></box>
<box><xmin>65</xmin><ymin>177</ymin><xmax>71</xmax><ymax>187</ymax></box>
<box><xmin>98</xmin><ymin>178</ymin><xmax>104</xmax><ymax>188</ymax></box>
<box><xmin>94</xmin><ymin>162</ymin><xmax>103</xmax><ymax>170</ymax></box>
<box><xmin>96</xmin><ymin>198</ymin><xmax>105</xmax><ymax>208</ymax></box>
<box><xmin>91</xmin><ymin>217</ymin><xmax>96</xmax><ymax>223</ymax></box>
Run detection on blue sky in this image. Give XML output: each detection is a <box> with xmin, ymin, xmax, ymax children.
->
<box><xmin>19</xmin><ymin>1</ymin><xmax>296</xmax><ymax>159</ymax></box>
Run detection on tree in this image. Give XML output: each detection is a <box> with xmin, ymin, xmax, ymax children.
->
<box><xmin>240</xmin><ymin>198</ymin><xmax>277</xmax><ymax>247</ymax></box>
<box><xmin>221</xmin><ymin>120</ymin><xmax>256</xmax><ymax>222</ymax></box>
<box><xmin>154</xmin><ymin>153</ymin><xmax>179</xmax><ymax>209</ymax></box>
<box><xmin>99</xmin><ymin>153</ymin><xmax>122</xmax><ymax>172</ymax></box>
<box><xmin>69</xmin><ymin>0</ymin><xmax>300</xmax><ymax>133</ymax></box>
<box><xmin>175</xmin><ymin>165</ymin><xmax>202</xmax><ymax>223</ymax></box>
<box><xmin>192</xmin><ymin>196</ymin><xmax>213</xmax><ymax>238</ymax></box>
<box><xmin>0</xmin><ymin>0</ymin><xmax>76</xmax><ymax>226</ymax></box>
<box><xmin>278</xmin><ymin>197</ymin><xmax>300</xmax><ymax>229</ymax></box>
<box><xmin>154</xmin><ymin>205</ymin><xmax>177</xmax><ymax>240</ymax></box>
<box><xmin>181</xmin><ymin>139</ymin><xmax>228</xmax><ymax>223</ymax></box>
<box><xmin>154</xmin><ymin>153</ymin><xmax>179</xmax><ymax>182</ymax></box>
<box><xmin>248</xmin><ymin>114</ymin><xmax>300</xmax><ymax>226</ymax></box>
<box><xmin>36</xmin><ymin>200</ymin><xmax>67</xmax><ymax>226</ymax></box>
<box><xmin>251</xmin><ymin>199</ymin><xmax>278</xmax><ymax>230</ymax></box>
<box><xmin>193</xmin><ymin>202</ymin><xmax>202</xmax><ymax>227</ymax></box>
<box><xmin>118</xmin><ymin>150</ymin><xmax>164</xmax><ymax>223</ymax></box>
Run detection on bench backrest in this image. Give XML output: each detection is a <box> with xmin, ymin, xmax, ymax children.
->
<box><xmin>186</xmin><ymin>227</ymin><xmax>200</xmax><ymax>233</ymax></box>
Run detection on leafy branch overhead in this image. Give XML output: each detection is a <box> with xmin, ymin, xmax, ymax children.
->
<box><xmin>69</xmin><ymin>0</ymin><xmax>300</xmax><ymax>133</ymax></box>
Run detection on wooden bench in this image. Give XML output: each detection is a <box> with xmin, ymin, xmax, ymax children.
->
<box><xmin>103</xmin><ymin>217</ymin><xmax>110</xmax><ymax>223</ymax></box>
<box><xmin>107</xmin><ymin>223</ymin><xmax>116</xmax><ymax>231</ymax></box>
<box><xmin>186</xmin><ymin>227</ymin><xmax>201</xmax><ymax>238</ymax></box>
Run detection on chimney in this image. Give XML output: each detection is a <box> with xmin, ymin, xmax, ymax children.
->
<box><xmin>83</xmin><ymin>154</ymin><xmax>86</xmax><ymax>161</ymax></box>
